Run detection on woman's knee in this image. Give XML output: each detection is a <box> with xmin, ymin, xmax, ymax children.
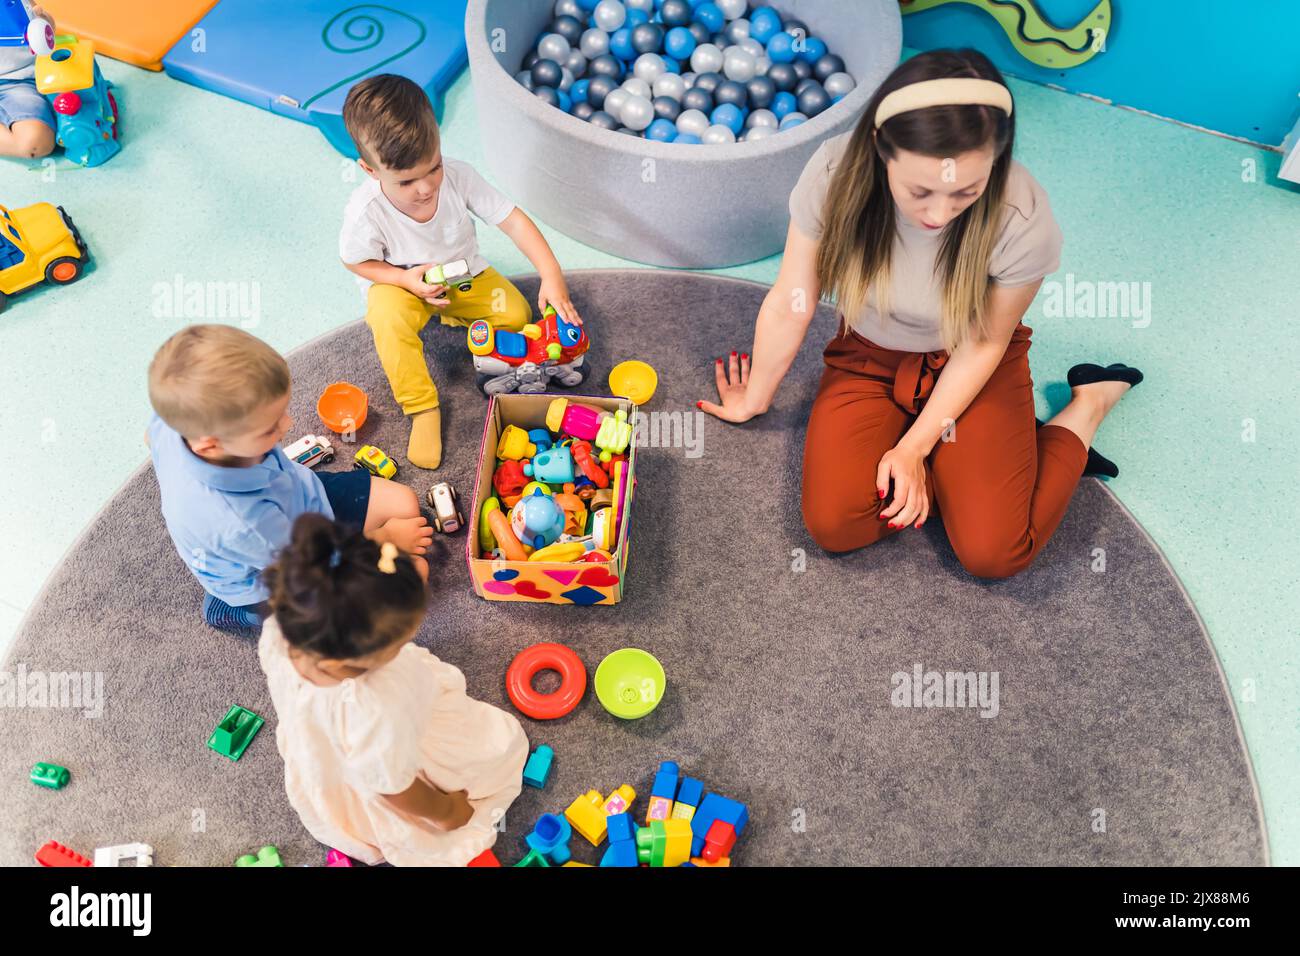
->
<box><xmin>953</xmin><ymin>539</ymin><xmax>1033</xmax><ymax>580</ymax></box>
<box><xmin>802</xmin><ymin>492</ymin><xmax>889</xmax><ymax>554</ymax></box>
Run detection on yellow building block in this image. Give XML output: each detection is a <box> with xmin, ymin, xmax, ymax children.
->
<box><xmin>565</xmin><ymin>785</ymin><xmax>637</xmax><ymax>846</ymax></box>
<box><xmin>662</xmin><ymin>819</ymin><xmax>692</xmax><ymax>868</ymax></box>
<box><xmin>562</xmin><ymin>861</ymin><xmax>593</xmax><ymax>867</ymax></box>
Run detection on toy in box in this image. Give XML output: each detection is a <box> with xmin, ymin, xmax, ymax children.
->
<box><xmin>468</xmin><ymin>393</ymin><xmax>636</xmax><ymax>606</ymax></box>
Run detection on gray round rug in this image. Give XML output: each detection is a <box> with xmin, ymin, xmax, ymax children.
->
<box><xmin>0</xmin><ymin>270</ymin><xmax>1267</xmax><ymax>866</ymax></box>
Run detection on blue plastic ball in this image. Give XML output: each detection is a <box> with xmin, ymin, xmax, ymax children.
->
<box><xmin>552</xmin><ymin>15</ymin><xmax>586</xmax><ymax>45</ymax></box>
<box><xmin>766</xmin><ymin>32</ymin><xmax>796</xmax><ymax>64</ymax></box>
<box><xmin>662</xmin><ymin>57</ymin><xmax>682</xmax><ymax>73</ymax></box>
<box><xmin>748</xmin><ymin>7</ymin><xmax>782</xmax><ymax>44</ymax></box>
<box><xmin>798</xmin><ymin>36</ymin><xmax>828</xmax><ymax>64</ymax></box>
<box><xmin>626</xmin><ymin>8</ymin><xmax>650</xmax><ymax>28</ymax></box>
<box><xmin>710</xmin><ymin>102</ymin><xmax>744</xmax><ymax>135</ymax></box>
<box><xmin>771</xmin><ymin>91</ymin><xmax>798</xmax><ymax>119</ymax></box>
<box><xmin>687</xmin><ymin>21</ymin><xmax>712</xmax><ymax>46</ymax></box>
<box><xmin>571</xmin><ymin>77</ymin><xmax>592</xmax><ymax>105</ymax></box>
<box><xmin>681</xmin><ymin>87</ymin><xmax>714</xmax><ymax>113</ymax></box>
<box><xmin>661</xmin><ymin>0</ymin><xmax>693</xmax><ymax>27</ymax></box>
<box><xmin>588</xmin><ymin>54</ymin><xmax>623</xmax><ymax>79</ymax></box>
<box><xmin>746</xmin><ymin>75</ymin><xmax>776</xmax><ymax>109</ymax></box>
<box><xmin>586</xmin><ymin>74</ymin><xmax>618</xmax><ymax>108</ymax></box>
<box><xmin>675</xmin><ymin>132</ymin><xmax>703</xmax><ymax>144</ymax></box>
<box><xmin>713</xmin><ymin>79</ymin><xmax>748</xmax><ymax>109</ymax></box>
<box><xmin>778</xmin><ymin>111</ymin><xmax>807</xmax><ymax>131</ymax></box>
<box><xmin>693</xmin><ymin>2</ymin><xmax>724</xmax><ymax>34</ymax></box>
<box><xmin>557</xmin><ymin>89</ymin><xmax>573</xmax><ymax>112</ymax></box>
<box><xmin>609</xmin><ymin>27</ymin><xmax>636</xmax><ymax>60</ymax></box>
<box><xmin>630</xmin><ymin>23</ymin><xmax>664</xmax><ymax>55</ymax></box>
<box><xmin>576</xmin><ymin>0</ymin><xmax>600</xmax><ymax>10</ymax></box>
<box><xmin>664</xmin><ymin>26</ymin><xmax>697</xmax><ymax>59</ymax></box>
<box><xmin>646</xmin><ymin>117</ymin><xmax>678</xmax><ymax>142</ymax></box>
<box><xmin>531</xmin><ymin>59</ymin><xmax>564</xmax><ymax>88</ymax></box>
<box><xmin>653</xmin><ymin>95</ymin><xmax>682</xmax><ymax>120</ymax></box>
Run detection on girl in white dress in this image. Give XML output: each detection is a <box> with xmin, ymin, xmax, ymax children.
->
<box><xmin>258</xmin><ymin>513</ymin><xmax>528</xmax><ymax>866</ymax></box>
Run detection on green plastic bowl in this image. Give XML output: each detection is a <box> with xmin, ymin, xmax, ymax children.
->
<box><xmin>594</xmin><ymin>648</ymin><xmax>666</xmax><ymax>720</ymax></box>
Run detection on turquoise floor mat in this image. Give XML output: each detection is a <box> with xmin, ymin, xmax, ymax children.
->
<box><xmin>0</xmin><ymin>58</ymin><xmax>1295</xmax><ymax>863</ymax></box>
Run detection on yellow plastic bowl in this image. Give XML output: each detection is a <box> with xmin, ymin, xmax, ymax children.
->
<box><xmin>608</xmin><ymin>360</ymin><xmax>658</xmax><ymax>406</ymax></box>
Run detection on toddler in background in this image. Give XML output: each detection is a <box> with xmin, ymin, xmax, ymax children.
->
<box><xmin>259</xmin><ymin>513</ymin><xmax>528</xmax><ymax>866</ymax></box>
<box><xmin>0</xmin><ymin>3</ymin><xmax>55</xmax><ymax>159</ymax></box>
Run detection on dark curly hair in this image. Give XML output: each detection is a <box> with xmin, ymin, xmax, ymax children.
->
<box><xmin>263</xmin><ymin>514</ymin><xmax>427</xmax><ymax>660</ymax></box>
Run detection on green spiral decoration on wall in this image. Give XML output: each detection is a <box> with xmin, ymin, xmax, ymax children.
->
<box><xmin>301</xmin><ymin>5</ymin><xmax>428</xmax><ymax>111</ymax></box>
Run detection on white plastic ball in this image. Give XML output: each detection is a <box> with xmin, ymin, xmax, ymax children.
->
<box><xmin>675</xmin><ymin>108</ymin><xmax>710</xmax><ymax>138</ymax></box>
<box><xmin>537</xmin><ymin>33</ymin><xmax>571</xmax><ymax>64</ymax></box>
<box><xmin>738</xmin><ymin>37</ymin><xmax>764</xmax><ymax>59</ymax></box>
<box><xmin>717</xmin><ymin>0</ymin><xmax>747</xmax><ymax>20</ymax></box>
<box><xmin>620</xmin><ymin>93</ymin><xmax>655</xmax><ymax>131</ymax></box>
<box><xmin>723</xmin><ymin>47</ymin><xmax>756</xmax><ymax>82</ymax></box>
<box><xmin>743</xmin><ymin>126</ymin><xmax>776</xmax><ymax>142</ymax></box>
<box><xmin>593</xmin><ymin>0</ymin><xmax>627</xmax><ymax>33</ymax></box>
<box><xmin>558</xmin><ymin>67</ymin><xmax>574</xmax><ymax>91</ymax></box>
<box><xmin>579</xmin><ymin>28</ymin><xmax>611</xmax><ymax>59</ymax></box>
<box><xmin>653</xmin><ymin>72</ymin><xmax>686</xmax><ymax>101</ymax></box>
<box><xmin>564</xmin><ymin>51</ymin><xmax>588</xmax><ymax>78</ymax></box>
<box><xmin>621</xmin><ymin>77</ymin><xmax>652</xmax><ymax>99</ymax></box>
<box><xmin>724</xmin><ymin>18</ymin><xmax>750</xmax><ymax>44</ymax></box>
<box><xmin>604</xmin><ymin>87</ymin><xmax>631</xmax><ymax>119</ymax></box>
<box><xmin>702</xmin><ymin>124</ymin><xmax>738</xmax><ymax>144</ymax></box>
<box><xmin>753</xmin><ymin>55</ymin><xmax>771</xmax><ymax>76</ymax></box>
<box><xmin>633</xmin><ymin>52</ymin><xmax>666</xmax><ymax>84</ymax></box>
<box><xmin>690</xmin><ymin>43</ymin><xmax>724</xmax><ymax>74</ymax></box>
<box><xmin>555</xmin><ymin>0</ymin><xmax>583</xmax><ymax>18</ymax></box>
<box><xmin>746</xmin><ymin>108</ymin><xmax>778</xmax><ymax>129</ymax></box>
<box><xmin>824</xmin><ymin>72</ymin><xmax>857</xmax><ymax>100</ymax></box>
<box><xmin>681</xmin><ymin>71</ymin><xmax>698</xmax><ymax>88</ymax></box>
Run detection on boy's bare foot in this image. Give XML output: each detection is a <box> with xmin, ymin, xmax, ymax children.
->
<box><xmin>408</xmin><ymin>407</ymin><xmax>443</xmax><ymax>470</ymax></box>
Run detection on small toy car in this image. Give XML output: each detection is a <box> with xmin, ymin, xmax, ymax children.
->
<box><xmin>283</xmin><ymin>434</ymin><xmax>335</xmax><ymax>468</ymax></box>
<box><xmin>354</xmin><ymin>444</ymin><xmax>397</xmax><ymax>479</ymax></box>
<box><xmin>34</xmin><ymin>35</ymin><xmax>120</xmax><ymax>168</ymax></box>
<box><xmin>424</xmin><ymin>258</ymin><xmax>474</xmax><ymax>293</ymax></box>
<box><xmin>467</xmin><ymin>305</ymin><xmax>589</xmax><ymax>396</ymax></box>
<box><xmin>425</xmin><ymin>481</ymin><xmax>465</xmax><ymax>534</ymax></box>
<box><xmin>0</xmin><ymin>202</ymin><xmax>88</xmax><ymax>312</ymax></box>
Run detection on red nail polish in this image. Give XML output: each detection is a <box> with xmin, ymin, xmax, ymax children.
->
<box><xmin>914</xmin><ymin>522</ymin><xmax>922</xmax><ymax>529</ymax></box>
<box><xmin>695</xmin><ymin>401</ymin><xmax>703</xmax><ymax>409</ymax></box>
<box><xmin>716</xmin><ymin>358</ymin><xmax>722</xmax><ymax>365</ymax></box>
<box><xmin>741</xmin><ymin>353</ymin><xmax>749</xmax><ymax>360</ymax></box>
<box><xmin>877</xmin><ymin>489</ymin><xmax>885</xmax><ymax>499</ymax></box>
<box><xmin>731</xmin><ymin>351</ymin><xmax>737</xmax><ymax>357</ymax></box>
<box><xmin>888</xmin><ymin>523</ymin><xmax>898</xmax><ymax>529</ymax></box>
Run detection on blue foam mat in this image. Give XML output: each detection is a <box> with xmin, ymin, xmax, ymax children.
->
<box><xmin>161</xmin><ymin>0</ymin><xmax>469</xmax><ymax>157</ymax></box>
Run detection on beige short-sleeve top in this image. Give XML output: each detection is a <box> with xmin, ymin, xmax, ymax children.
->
<box><xmin>789</xmin><ymin>132</ymin><xmax>1063</xmax><ymax>352</ymax></box>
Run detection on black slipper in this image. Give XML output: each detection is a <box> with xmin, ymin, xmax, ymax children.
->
<box><xmin>1035</xmin><ymin>418</ymin><xmax>1119</xmax><ymax>478</ymax></box>
<box><xmin>1067</xmin><ymin>362</ymin><xmax>1144</xmax><ymax>389</ymax></box>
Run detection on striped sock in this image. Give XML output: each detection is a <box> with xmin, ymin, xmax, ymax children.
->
<box><xmin>202</xmin><ymin>594</ymin><xmax>264</xmax><ymax>634</ymax></box>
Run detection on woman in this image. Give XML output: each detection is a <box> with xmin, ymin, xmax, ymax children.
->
<box><xmin>699</xmin><ymin>49</ymin><xmax>1142</xmax><ymax>579</ymax></box>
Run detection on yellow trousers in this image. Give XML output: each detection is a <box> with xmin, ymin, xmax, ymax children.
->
<box><xmin>364</xmin><ymin>267</ymin><xmax>532</xmax><ymax>415</ymax></box>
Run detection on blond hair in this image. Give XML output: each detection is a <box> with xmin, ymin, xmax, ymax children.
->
<box><xmin>343</xmin><ymin>74</ymin><xmax>441</xmax><ymax>170</ymax></box>
<box><xmin>816</xmin><ymin>49</ymin><xmax>1014</xmax><ymax>352</ymax></box>
<box><xmin>148</xmin><ymin>325</ymin><xmax>290</xmax><ymax>439</ymax></box>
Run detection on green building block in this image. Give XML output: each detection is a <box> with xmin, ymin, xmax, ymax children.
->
<box><xmin>514</xmin><ymin>847</ymin><xmax>551</xmax><ymax>867</ymax></box>
<box><xmin>30</xmin><ymin>762</ymin><xmax>70</xmax><ymax>790</ymax></box>
<box><xmin>208</xmin><ymin>705</ymin><xmax>264</xmax><ymax>761</ymax></box>
<box><xmin>235</xmin><ymin>845</ymin><xmax>282</xmax><ymax>867</ymax></box>
<box><xmin>635</xmin><ymin>820</ymin><xmax>668</xmax><ymax>867</ymax></box>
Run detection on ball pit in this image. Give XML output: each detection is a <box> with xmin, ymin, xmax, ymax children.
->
<box><xmin>468</xmin><ymin>0</ymin><xmax>900</xmax><ymax>267</ymax></box>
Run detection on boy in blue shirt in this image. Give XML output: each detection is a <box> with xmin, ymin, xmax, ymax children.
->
<box><xmin>147</xmin><ymin>324</ymin><xmax>432</xmax><ymax>633</ymax></box>
<box><xmin>0</xmin><ymin>3</ymin><xmax>55</xmax><ymax>160</ymax></box>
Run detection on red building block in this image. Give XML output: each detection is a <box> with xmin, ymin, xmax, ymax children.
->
<box><xmin>36</xmin><ymin>840</ymin><xmax>92</xmax><ymax>867</ymax></box>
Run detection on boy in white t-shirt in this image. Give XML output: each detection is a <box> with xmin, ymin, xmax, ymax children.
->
<box><xmin>339</xmin><ymin>75</ymin><xmax>582</xmax><ymax>470</ymax></box>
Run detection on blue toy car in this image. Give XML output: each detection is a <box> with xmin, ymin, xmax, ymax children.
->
<box><xmin>34</xmin><ymin>35</ymin><xmax>120</xmax><ymax>168</ymax></box>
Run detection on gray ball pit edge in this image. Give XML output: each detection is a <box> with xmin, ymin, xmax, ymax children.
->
<box><xmin>466</xmin><ymin>0</ymin><xmax>902</xmax><ymax>268</ymax></box>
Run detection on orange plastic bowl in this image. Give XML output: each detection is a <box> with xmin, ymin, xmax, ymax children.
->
<box><xmin>317</xmin><ymin>382</ymin><xmax>368</xmax><ymax>433</ymax></box>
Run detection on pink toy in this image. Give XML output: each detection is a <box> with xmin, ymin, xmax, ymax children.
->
<box><xmin>546</xmin><ymin>397</ymin><xmax>608</xmax><ymax>442</ymax></box>
<box><xmin>326</xmin><ymin>849</ymin><xmax>353</xmax><ymax>867</ymax></box>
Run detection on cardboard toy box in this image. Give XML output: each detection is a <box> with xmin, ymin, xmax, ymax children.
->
<box><xmin>467</xmin><ymin>393</ymin><xmax>637</xmax><ymax>605</ymax></box>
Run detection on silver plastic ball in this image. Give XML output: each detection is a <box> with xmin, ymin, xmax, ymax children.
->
<box><xmin>675</xmin><ymin>108</ymin><xmax>711</xmax><ymax>138</ymax></box>
<box><xmin>633</xmin><ymin>53</ymin><xmax>666</xmax><ymax>84</ymax></box>
<box><xmin>724</xmin><ymin>18</ymin><xmax>750</xmax><ymax>44</ymax></box>
<box><xmin>620</xmin><ymin>77</ymin><xmax>652</xmax><ymax>99</ymax></box>
<box><xmin>564</xmin><ymin>50</ymin><xmax>588</xmax><ymax>78</ymax></box>
<box><xmin>824</xmin><ymin>71</ymin><xmax>857</xmax><ymax>100</ymax></box>
<box><xmin>603</xmin><ymin>87</ymin><xmax>631</xmax><ymax>120</ymax></box>
<box><xmin>702</xmin><ymin>123</ymin><xmax>738</xmax><ymax>144</ymax></box>
<box><xmin>745</xmin><ymin>108</ymin><xmax>779</xmax><ymax>129</ymax></box>
<box><xmin>652</xmin><ymin>72</ymin><xmax>686</xmax><ymax>101</ymax></box>
<box><xmin>716</xmin><ymin>0</ymin><xmax>747</xmax><ymax>21</ymax></box>
<box><xmin>593</xmin><ymin>0</ymin><xmax>627</xmax><ymax>33</ymax></box>
<box><xmin>690</xmin><ymin>43</ymin><xmax>724</xmax><ymax>74</ymax></box>
<box><xmin>722</xmin><ymin>47</ymin><xmax>756</xmax><ymax>83</ymax></box>
<box><xmin>742</xmin><ymin>125</ymin><xmax>776</xmax><ymax>142</ymax></box>
<box><xmin>579</xmin><ymin>28</ymin><xmax>611</xmax><ymax>59</ymax></box>
<box><xmin>620</xmin><ymin>93</ymin><xmax>655</xmax><ymax>132</ymax></box>
<box><xmin>537</xmin><ymin>33</ymin><xmax>571</xmax><ymax>64</ymax></box>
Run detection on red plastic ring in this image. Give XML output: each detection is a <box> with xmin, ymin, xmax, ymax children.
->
<box><xmin>506</xmin><ymin>642</ymin><xmax>587</xmax><ymax>720</ymax></box>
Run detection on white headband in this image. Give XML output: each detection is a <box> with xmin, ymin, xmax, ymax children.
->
<box><xmin>874</xmin><ymin>78</ymin><xmax>1013</xmax><ymax>128</ymax></box>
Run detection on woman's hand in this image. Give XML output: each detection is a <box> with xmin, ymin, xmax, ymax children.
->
<box><xmin>876</xmin><ymin>442</ymin><xmax>930</xmax><ymax>529</ymax></box>
<box><xmin>539</xmin><ymin>274</ymin><xmax>582</xmax><ymax>326</ymax></box>
<box><xmin>698</xmin><ymin>352</ymin><xmax>756</xmax><ymax>424</ymax></box>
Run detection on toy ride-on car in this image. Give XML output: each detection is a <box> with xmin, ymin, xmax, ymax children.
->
<box><xmin>0</xmin><ymin>202</ymin><xmax>88</xmax><ymax>312</ymax></box>
<box><xmin>467</xmin><ymin>305</ymin><xmax>589</xmax><ymax>396</ymax></box>
<box><xmin>34</xmin><ymin>35</ymin><xmax>120</xmax><ymax>168</ymax></box>
<box><xmin>425</xmin><ymin>482</ymin><xmax>464</xmax><ymax>534</ymax></box>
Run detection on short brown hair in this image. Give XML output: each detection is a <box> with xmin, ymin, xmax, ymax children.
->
<box><xmin>148</xmin><ymin>325</ymin><xmax>291</xmax><ymax>439</ymax></box>
<box><xmin>343</xmin><ymin>74</ymin><xmax>440</xmax><ymax>170</ymax></box>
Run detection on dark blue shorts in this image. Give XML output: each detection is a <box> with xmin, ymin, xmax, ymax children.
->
<box><xmin>318</xmin><ymin>468</ymin><xmax>372</xmax><ymax>531</ymax></box>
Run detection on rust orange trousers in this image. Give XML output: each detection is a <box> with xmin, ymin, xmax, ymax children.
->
<box><xmin>801</xmin><ymin>322</ymin><xmax>1089</xmax><ymax>578</ymax></box>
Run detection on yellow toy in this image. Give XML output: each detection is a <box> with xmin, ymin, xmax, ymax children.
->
<box><xmin>520</xmin><ymin>480</ymin><xmax>551</xmax><ymax>499</ymax></box>
<box><xmin>496</xmin><ymin>424</ymin><xmax>536</xmax><ymax>461</ymax></box>
<box><xmin>528</xmin><ymin>541</ymin><xmax>587</xmax><ymax>563</ymax></box>
<box><xmin>595</xmin><ymin>409</ymin><xmax>633</xmax><ymax>463</ymax></box>
<box><xmin>565</xmin><ymin>785</ymin><xmax>636</xmax><ymax>845</ymax></box>
<box><xmin>478</xmin><ymin>497</ymin><xmax>500</xmax><ymax>552</ymax></box>
<box><xmin>0</xmin><ymin>203</ymin><xmax>88</xmax><ymax>311</ymax></box>
<box><xmin>353</xmin><ymin>445</ymin><xmax>396</xmax><ymax>479</ymax></box>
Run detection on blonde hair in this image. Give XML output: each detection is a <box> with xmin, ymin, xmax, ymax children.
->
<box><xmin>148</xmin><ymin>325</ymin><xmax>290</xmax><ymax>439</ymax></box>
<box><xmin>816</xmin><ymin>50</ymin><xmax>1014</xmax><ymax>352</ymax></box>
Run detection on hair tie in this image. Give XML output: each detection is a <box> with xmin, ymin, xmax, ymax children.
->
<box><xmin>328</xmin><ymin>547</ymin><xmax>343</xmax><ymax>569</ymax></box>
<box><xmin>874</xmin><ymin>78</ymin><xmax>1013</xmax><ymax>129</ymax></box>
<box><xmin>377</xmin><ymin>542</ymin><xmax>398</xmax><ymax>574</ymax></box>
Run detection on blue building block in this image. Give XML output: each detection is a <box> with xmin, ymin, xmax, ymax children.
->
<box><xmin>646</xmin><ymin>760</ymin><xmax>679</xmax><ymax>822</ymax></box>
<box><xmin>528</xmin><ymin>429</ymin><xmax>553</xmax><ymax>453</ymax></box>
<box><xmin>522</xmin><ymin>745</ymin><xmax>553</xmax><ymax>789</ymax></box>
<box><xmin>689</xmin><ymin>793</ymin><xmax>750</xmax><ymax>857</ymax></box>
<box><xmin>161</xmin><ymin>0</ymin><xmax>469</xmax><ymax>158</ymax></box>
<box><xmin>600</xmin><ymin>812</ymin><xmax>639</xmax><ymax>868</ymax></box>
<box><xmin>671</xmin><ymin>777</ymin><xmax>705</xmax><ymax>819</ymax></box>
<box><xmin>524</xmin><ymin>812</ymin><xmax>572</xmax><ymax>866</ymax></box>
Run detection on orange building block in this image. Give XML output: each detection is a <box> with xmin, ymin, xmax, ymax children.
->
<box><xmin>689</xmin><ymin>856</ymin><xmax>731</xmax><ymax>867</ymax></box>
<box><xmin>43</xmin><ymin>0</ymin><xmax>219</xmax><ymax>71</ymax></box>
